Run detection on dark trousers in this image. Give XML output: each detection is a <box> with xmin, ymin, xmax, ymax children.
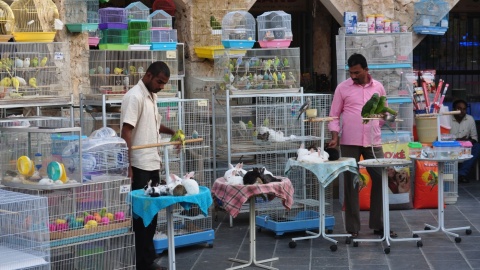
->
<box><xmin>131</xmin><ymin>167</ymin><xmax>160</xmax><ymax>270</ymax></box>
<box><xmin>341</xmin><ymin>145</ymin><xmax>384</xmax><ymax>233</ymax></box>
<box><xmin>459</xmin><ymin>142</ymin><xmax>480</xmax><ymax>177</ymax></box>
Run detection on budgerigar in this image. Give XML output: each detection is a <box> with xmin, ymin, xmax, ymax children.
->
<box><xmin>105</xmin><ymin>67</ymin><xmax>110</xmax><ymax>74</ymax></box>
<box><xmin>170</xmin><ymin>129</ymin><xmax>186</xmax><ymax>152</ymax></box>
<box><xmin>289</xmin><ymin>72</ymin><xmax>296</xmax><ymax>83</ymax></box>
<box><xmin>373</xmin><ymin>95</ymin><xmax>397</xmax><ymax>115</ymax></box>
<box><xmin>283</xmin><ymin>58</ymin><xmax>289</xmax><ymax>67</ymax></box>
<box><xmin>123</xmin><ymin>76</ymin><xmax>129</xmax><ymax>89</ymax></box>
<box><xmin>0</xmin><ymin>77</ymin><xmax>12</xmax><ymax>87</ymax></box>
<box><xmin>361</xmin><ymin>93</ymin><xmax>380</xmax><ymax>124</ymax></box>
<box><xmin>97</xmin><ymin>66</ymin><xmax>103</xmax><ymax>74</ymax></box>
<box><xmin>114</xmin><ymin>67</ymin><xmax>123</xmax><ymax>75</ymax></box>
<box><xmin>28</xmin><ymin>77</ymin><xmax>37</xmax><ymax>88</ymax></box>
<box><xmin>281</xmin><ymin>72</ymin><xmax>286</xmax><ymax>84</ymax></box>
<box><xmin>192</xmin><ymin>130</ymin><xmax>199</xmax><ymax>139</ymax></box>
<box><xmin>31</xmin><ymin>57</ymin><xmax>39</xmax><ymax>67</ymax></box>
<box><xmin>235</xmin><ymin>56</ymin><xmax>242</xmax><ymax>74</ymax></box>
<box><xmin>137</xmin><ymin>66</ymin><xmax>144</xmax><ymax>73</ymax></box>
<box><xmin>272</xmin><ymin>72</ymin><xmax>278</xmax><ymax>85</ymax></box>
<box><xmin>273</xmin><ymin>56</ymin><xmax>280</xmax><ymax>71</ymax></box>
<box><xmin>297</xmin><ymin>97</ymin><xmax>311</xmax><ymax>120</ymax></box>
<box><xmin>263</xmin><ymin>117</ymin><xmax>270</xmax><ymax>127</ymax></box>
<box><xmin>14</xmin><ymin>58</ymin><xmax>23</xmax><ymax>68</ymax></box>
<box><xmin>247</xmin><ymin>120</ymin><xmax>253</xmax><ymax>129</ymax></box>
<box><xmin>129</xmin><ymin>65</ymin><xmax>136</xmax><ymax>74</ymax></box>
<box><xmin>40</xmin><ymin>56</ymin><xmax>48</xmax><ymax>67</ymax></box>
<box><xmin>15</xmin><ymin>76</ymin><xmax>27</xmax><ymax>86</ymax></box>
<box><xmin>11</xmin><ymin>77</ymin><xmax>19</xmax><ymax>92</ymax></box>
<box><xmin>239</xmin><ymin>120</ymin><xmax>246</xmax><ymax>131</ymax></box>
<box><xmin>23</xmin><ymin>58</ymin><xmax>30</xmax><ymax>68</ymax></box>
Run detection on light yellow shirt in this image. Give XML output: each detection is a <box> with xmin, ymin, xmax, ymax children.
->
<box><xmin>121</xmin><ymin>80</ymin><xmax>162</xmax><ymax>171</ymax></box>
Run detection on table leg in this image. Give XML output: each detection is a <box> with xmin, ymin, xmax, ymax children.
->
<box><xmin>228</xmin><ymin>198</ymin><xmax>279</xmax><ymax>270</ymax></box>
<box><xmin>291</xmin><ymin>185</ymin><xmax>350</xmax><ymax>251</ymax></box>
<box><xmin>354</xmin><ymin>168</ymin><xmax>421</xmax><ymax>253</ymax></box>
<box><xmin>166</xmin><ymin>205</ymin><xmax>176</xmax><ymax>270</ymax></box>
<box><xmin>412</xmin><ymin>162</ymin><xmax>471</xmax><ymax>242</ymax></box>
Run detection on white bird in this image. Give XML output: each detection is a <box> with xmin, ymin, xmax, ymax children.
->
<box><xmin>15</xmin><ymin>58</ymin><xmax>23</xmax><ymax>68</ymax></box>
<box><xmin>23</xmin><ymin>58</ymin><xmax>30</xmax><ymax>68</ymax></box>
<box><xmin>137</xmin><ymin>66</ymin><xmax>144</xmax><ymax>73</ymax></box>
<box><xmin>297</xmin><ymin>97</ymin><xmax>311</xmax><ymax>120</ymax></box>
<box><xmin>15</xmin><ymin>76</ymin><xmax>27</xmax><ymax>86</ymax></box>
<box><xmin>239</xmin><ymin>120</ymin><xmax>247</xmax><ymax>131</ymax></box>
<box><xmin>289</xmin><ymin>72</ymin><xmax>296</xmax><ymax>83</ymax></box>
<box><xmin>123</xmin><ymin>76</ymin><xmax>129</xmax><ymax>90</ymax></box>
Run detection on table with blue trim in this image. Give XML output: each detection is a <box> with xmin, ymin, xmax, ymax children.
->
<box><xmin>128</xmin><ymin>186</ymin><xmax>213</xmax><ymax>270</ymax></box>
<box><xmin>284</xmin><ymin>157</ymin><xmax>358</xmax><ymax>251</ymax></box>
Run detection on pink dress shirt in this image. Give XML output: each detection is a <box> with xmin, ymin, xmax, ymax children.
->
<box><xmin>328</xmin><ymin>76</ymin><xmax>387</xmax><ymax>147</ymax></box>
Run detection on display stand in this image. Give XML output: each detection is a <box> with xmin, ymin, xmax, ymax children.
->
<box><xmin>284</xmin><ymin>157</ymin><xmax>357</xmax><ymax>251</ymax></box>
<box><xmin>129</xmin><ymin>138</ymin><xmax>211</xmax><ymax>270</ymax></box>
<box><xmin>354</xmin><ymin>158</ymin><xmax>421</xmax><ymax>254</ymax></box>
<box><xmin>211</xmin><ymin>177</ymin><xmax>294</xmax><ymax>270</ymax></box>
<box><xmin>411</xmin><ymin>156</ymin><xmax>473</xmax><ymax>242</ymax></box>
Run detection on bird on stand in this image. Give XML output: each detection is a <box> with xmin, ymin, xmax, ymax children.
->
<box><xmin>297</xmin><ymin>97</ymin><xmax>311</xmax><ymax>120</ymax></box>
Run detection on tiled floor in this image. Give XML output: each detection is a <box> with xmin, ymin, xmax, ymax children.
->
<box><xmin>156</xmin><ymin>180</ymin><xmax>480</xmax><ymax>270</ymax></box>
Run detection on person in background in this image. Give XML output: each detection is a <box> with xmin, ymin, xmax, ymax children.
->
<box><xmin>450</xmin><ymin>99</ymin><xmax>480</xmax><ymax>183</ymax></box>
<box><xmin>121</xmin><ymin>61</ymin><xmax>176</xmax><ymax>270</ymax></box>
<box><xmin>328</xmin><ymin>53</ymin><xmax>397</xmax><ymax>238</ymax></box>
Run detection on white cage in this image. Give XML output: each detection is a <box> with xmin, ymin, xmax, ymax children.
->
<box><xmin>153</xmin><ymin>98</ymin><xmax>214</xmax><ymax>253</ymax></box>
<box><xmin>256</xmin><ymin>10</ymin><xmax>292</xmax><ymax>48</ymax></box>
<box><xmin>125</xmin><ymin>1</ymin><xmax>149</xmax><ymax>21</ymax></box>
<box><xmin>0</xmin><ymin>42</ymin><xmax>71</xmax><ymax>103</ymax></box>
<box><xmin>221</xmin><ymin>11</ymin><xmax>256</xmax><ymax>49</ymax></box>
<box><xmin>443</xmin><ymin>161</ymin><xmax>458</xmax><ymax>204</ymax></box>
<box><xmin>64</xmin><ymin>0</ymin><xmax>99</xmax><ymax>32</ymax></box>
<box><xmin>10</xmin><ymin>0</ymin><xmax>59</xmax><ymax>33</ymax></box>
<box><xmin>149</xmin><ymin>10</ymin><xmax>173</xmax><ymax>30</ymax></box>
<box><xmin>0</xmin><ymin>189</ymin><xmax>50</xmax><ymax>270</ymax></box>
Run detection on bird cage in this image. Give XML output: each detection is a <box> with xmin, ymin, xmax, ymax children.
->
<box><xmin>99</xmin><ymin>29</ymin><xmax>129</xmax><ymax>50</ymax></box>
<box><xmin>98</xmin><ymin>7</ymin><xmax>127</xmax><ymax>30</ymax></box>
<box><xmin>0</xmin><ymin>0</ymin><xmax>14</xmax><ymax>42</ymax></box>
<box><xmin>149</xmin><ymin>10</ymin><xmax>172</xmax><ymax>30</ymax></box>
<box><xmin>0</xmin><ymin>189</ymin><xmax>50</xmax><ymax>270</ymax></box>
<box><xmin>257</xmin><ymin>10</ymin><xmax>292</xmax><ymax>48</ymax></box>
<box><xmin>88</xmin><ymin>28</ymin><xmax>102</xmax><ymax>47</ymax></box>
<box><xmin>125</xmin><ymin>1</ymin><xmax>149</xmax><ymax>21</ymax></box>
<box><xmin>10</xmin><ymin>0</ymin><xmax>60</xmax><ymax>42</ymax></box>
<box><xmin>139</xmin><ymin>29</ymin><xmax>177</xmax><ymax>50</ymax></box>
<box><xmin>64</xmin><ymin>0</ymin><xmax>99</xmax><ymax>32</ymax></box>
<box><xmin>221</xmin><ymin>11</ymin><xmax>256</xmax><ymax>49</ymax></box>
<box><xmin>413</xmin><ymin>0</ymin><xmax>449</xmax><ymax>35</ymax></box>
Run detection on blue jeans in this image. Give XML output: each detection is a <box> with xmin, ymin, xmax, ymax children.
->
<box><xmin>459</xmin><ymin>142</ymin><xmax>480</xmax><ymax>177</ymax></box>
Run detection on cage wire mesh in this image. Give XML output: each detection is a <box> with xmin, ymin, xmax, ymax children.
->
<box><xmin>87</xmin><ymin>50</ymin><xmax>178</xmax><ymax>96</ymax></box>
<box><xmin>98</xmin><ymin>7</ymin><xmax>127</xmax><ymax>29</ymax></box>
<box><xmin>10</xmin><ymin>0</ymin><xmax>59</xmax><ymax>32</ymax></box>
<box><xmin>4</xmin><ymin>177</ymin><xmax>133</xmax><ymax>267</ymax></box>
<box><xmin>0</xmin><ymin>0</ymin><xmax>14</xmax><ymax>38</ymax></box>
<box><xmin>64</xmin><ymin>0</ymin><xmax>99</xmax><ymax>25</ymax></box>
<box><xmin>0</xmin><ymin>189</ymin><xmax>50</xmax><ymax>270</ymax></box>
<box><xmin>413</xmin><ymin>0</ymin><xmax>450</xmax><ymax>28</ymax></box>
<box><xmin>221</xmin><ymin>11</ymin><xmax>256</xmax><ymax>43</ymax></box>
<box><xmin>0</xmin><ymin>42</ymin><xmax>71</xmax><ymax>102</ymax></box>
<box><xmin>149</xmin><ymin>10</ymin><xmax>173</xmax><ymax>30</ymax></box>
<box><xmin>443</xmin><ymin>161</ymin><xmax>458</xmax><ymax>204</ymax></box>
<box><xmin>154</xmin><ymin>98</ymin><xmax>213</xmax><ymax>247</ymax></box>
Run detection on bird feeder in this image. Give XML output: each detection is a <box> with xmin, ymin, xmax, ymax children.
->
<box><xmin>221</xmin><ymin>11</ymin><xmax>256</xmax><ymax>49</ymax></box>
<box><xmin>64</xmin><ymin>0</ymin><xmax>99</xmax><ymax>32</ymax></box>
<box><xmin>10</xmin><ymin>0</ymin><xmax>60</xmax><ymax>42</ymax></box>
<box><xmin>257</xmin><ymin>11</ymin><xmax>292</xmax><ymax>48</ymax></box>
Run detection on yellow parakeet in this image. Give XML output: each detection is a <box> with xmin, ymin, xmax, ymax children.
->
<box><xmin>0</xmin><ymin>77</ymin><xmax>12</xmax><ymax>87</ymax></box>
<box><xmin>170</xmin><ymin>129</ymin><xmax>186</xmax><ymax>152</ymax></box>
<box><xmin>129</xmin><ymin>66</ymin><xmax>136</xmax><ymax>74</ymax></box>
<box><xmin>39</xmin><ymin>57</ymin><xmax>48</xmax><ymax>67</ymax></box>
<box><xmin>114</xmin><ymin>67</ymin><xmax>123</xmax><ymax>75</ymax></box>
<box><xmin>11</xmin><ymin>77</ymin><xmax>19</xmax><ymax>92</ymax></box>
<box><xmin>29</xmin><ymin>78</ymin><xmax>37</xmax><ymax>88</ymax></box>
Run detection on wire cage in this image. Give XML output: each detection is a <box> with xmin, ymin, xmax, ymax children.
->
<box><xmin>153</xmin><ymin>98</ymin><xmax>214</xmax><ymax>253</ymax></box>
<box><xmin>256</xmin><ymin>10</ymin><xmax>292</xmax><ymax>48</ymax></box>
<box><xmin>50</xmin><ymin>232</ymin><xmax>135</xmax><ymax>270</ymax></box>
<box><xmin>221</xmin><ymin>11</ymin><xmax>256</xmax><ymax>49</ymax></box>
<box><xmin>0</xmin><ymin>189</ymin><xmax>50</xmax><ymax>270</ymax></box>
<box><xmin>0</xmin><ymin>126</ymin><xmax>83</xmax><ymax>187</ymax></box>
<box><xmin>88</xmin><ymin>28</ymin><xmax>102</xmax><ymax>47</ymax></box>
<box><xmin>88</xmin><ymin>50</ymin><xmax>179</xmax><ymax>96</ymax></box>
<box><xmin>0</xmin><ymin>42</ymin><xmax>71</xmax><ymax>102</ymax></box>
<box><xmin>139</xmin><ymin>29</ymin><xmax>178</xmax><ymax>50</ymax></box>
<box><xmin>413</xmin><ymin>0</ymin><xmax>449</xmax><ymax>35</ymax></box>
<box><xmin>98</xmin><ymin>7</ymin><xmax>127</xmax><ymax>30</ymax></box>
<box><xmin>149</xmin><ymin>10</ymin><xmax>173</xmax><ymax>30</ymax></box>
<box><xmin>10</xmin><ymin>0</ymin><xmax>59</xmax><ymax>42</ymax></box>
<box><xmin>213</xmin><ymin>47</ymin><xmax>301</xmax><ymax>93</ymax></box>
<box><xmin>99</xmin><ymin>29</ymin><xmax>129</xmax><ymax>50</ymax></box>
<box><xmin>125</xmin><ymin>1</ymin><xmax>149</xmax><ymax>21</ymax></box>
<box><xmin>0</xmin><ymin>0</ymin><xmax>14</xmax><ymax>42</ymax></box>
<box><xmin>64</xmin><ymin>0</ymin><xmax>99</xmax><ymax>32</ymax></box>
<box><xmin>443</xmin><ymin>161</ymin><xmax>458</xmax><ymax>204</ymax></box>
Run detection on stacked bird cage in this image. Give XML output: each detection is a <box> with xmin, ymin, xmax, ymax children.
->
<box><xmin>221</xmin><ymin>10</ymin><xmax>256</xmax><ymax>49</ymax></box>
<box><xmin>64</xmin><ymin>0</ymin><xmax>99</xmax><ymax>32</ymax></box>
<box><xmin>0</xmin><ymin>189</ymin><xmax>50</xmax><ymax>270</ymax></box>
<box><xmin>0</xmin><ymin>0</ymin><xmax>14</xmax><ymax>42</ymax></box>
<box><xmin>10</xmin><ymin>0</ymin><xmax>60</xmax><ymax>42</ymax></box>
<box><xmin>413</xmin><ymin>0</ymin><xmax>450</xmax><ymax>35</ymax></box>
<box><xmin>98</xmin><ymin>7</ymin><xmax>128</xmax><ymax>50</ymax></box>
<box><xmin>149</xmin><ymin>9</ymin><xmax>173</xmax><ymax>30</ymax></box>
<box><xmin>0</xmin><ymin>42</ymin><xmax>71</xmax><ymax>102</ymax></box>
<box><xmin>4</xmin><ymin>176</ymin><xmax>134</xmax><ymax>269</ymax></box>
<box><xmin>256</xmin><ymin>10</ymin><xmax>292</xmax><ymax>48</ymax></box>
<box><xmin>125</xmin><ymin>1</ymin><xmax>149</xmax><ymax>46</ymax></box>
<box><xmin>153</xmin><ymin>98</ymin><xmax>214</xmax><ymax>254</ymax></box>
<box><xmin>139</xmin><ymin>28</ymin><xmax>178</xmax><ymax>51</ymax></box>
<box><xmin>88</xmin><ymin>28</ymin><xmax>102</xmax><ymax>47</ymax></box>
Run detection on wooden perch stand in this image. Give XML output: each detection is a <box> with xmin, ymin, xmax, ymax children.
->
<box><xmin>131</xmin><ymin>138</ymin><xmax>204</xmax><ymax>150</ymax></box>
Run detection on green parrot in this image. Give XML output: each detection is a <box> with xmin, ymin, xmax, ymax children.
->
<box><xmin>170</xmin><ymin>129</ymin><xmax>186</xmax><ymax>152</ymax></box>
<box><xmin>361</xmin><ymin>93</ymin><xmax>380</xmax><ymax>124</ymax></box>
<box><xmin>30</xmin><ymin>57</ymin><xmax>39</xmax><ymax>67</ymax></box>
<box><xmin>374</xmin><ymin>95</ymin><xmax>397</xmax><ymax>115</ymax></box>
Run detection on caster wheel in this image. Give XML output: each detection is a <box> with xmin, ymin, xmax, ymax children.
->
<box><xmin>289</xmin><ymin>241</ymin><xmax>297</xmax><ymax>248</ymax></box>
<box><xmin>417</xmin><ymin>241</ymin><xmax>423</xmax><ymax>248</ymax></box>
<box><xmin>466</xmin><ymin>229</ymin><xmax>472</xmax><ymax>235</ymax></box>
<box><xmin>455</xmin><ymin>237</ymin><xmax>461</xmax><ymax>243</ymax></box>
<box><xmin>330</xmin><ymin>245</ymin><xmax>337</xmax><ymax>251</ymax></box>
<box><xmin>413</xmin><ymin>234</ymin><xmax>419</xmax><ymax>238</ymax></box>
<box><xmin>384</xmin><ymin>247</ymin><xmax>390</xmax><ymax>254</ymax></box>
<box><xmin>424</xmin><ymin>226</ymin><xmax>431</xmax><ymax>230</ymax></box>
<box><xmin>345</xmin><ymin>237</ymin><xmax>351</xmax><ymax>245</ymax></box>
<box><xmin>327</xmin><ymin>229</ymin><xmax>333</xmax><ymax>234</ymax></box>
<box><xmin>353</xmin><ymin>242</ymin><xmax>359</xmax><ymax>247</ymax></box>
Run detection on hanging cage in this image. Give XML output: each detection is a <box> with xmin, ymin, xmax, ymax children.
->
<box><xmin>257</xmin><ymin>10</ymin><xmax>292</xmax><ymax>48</ymax></box>
<box><xmin>0</xmin><ymin>0</ymin><xmax>14</xmax><ymax>41</ymax></box>
<box><xmin>10</xmin><ymin>0</ymin><xmax>60</xmax><ymax>42</ymax></box>
<box><xmin>221</xmin><ymin>11</ymin><xmax>256</xmax><ymax>49</ymax></box>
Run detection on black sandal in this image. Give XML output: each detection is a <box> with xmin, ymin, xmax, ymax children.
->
<box><xmin>347</xmin><ymin>231</ymin><xmax>359</xmax><ymax>238</ymax></box>
<box><xmin>373</xmin><ymin>229</ymin><xmax>397</xmax><ymax>238</ymax></box>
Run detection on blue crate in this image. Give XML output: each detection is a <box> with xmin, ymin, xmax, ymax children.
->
<box><xmin>151</xmin><ymin>42</ymin><xmax>177</xmax><ymax>51</ymax></box>
<box><xmin>222</xmin><ymin>40</ymin><xmax>255</xmax><ymax>49</ymax></box>
<box><xmin>255</xmin><ymin>211</ymin><xmax>335</xmax><ymax>236</ymax></box>
<box><xmin>153</xmin><ymin>229</ymin><xmax>214</xmax><ymax>254</ymax></box>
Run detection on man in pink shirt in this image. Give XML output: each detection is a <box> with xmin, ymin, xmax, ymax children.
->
<box><xmin>328</xmin><ymin>53</ymin><xmax>396</xmax><ymax>238</ymax></box>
